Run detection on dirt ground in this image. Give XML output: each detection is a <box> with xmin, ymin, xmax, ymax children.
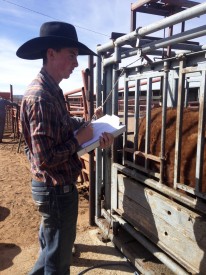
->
<box><xmin>0</xmin><ymin>133</ymin><xmax>135</xmax><ymax>275</ymax></box>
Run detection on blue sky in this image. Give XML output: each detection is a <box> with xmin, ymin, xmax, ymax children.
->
<box><xmin>0</xmin><ymin>0</ymin><xmax>205</xmax><ymax>95</ymax></box>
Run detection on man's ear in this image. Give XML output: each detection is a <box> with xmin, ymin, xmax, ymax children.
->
<box><xmin>47</xmin><ymin>48</ymin><xmax>56</xmax><ymax>60</ymax></box>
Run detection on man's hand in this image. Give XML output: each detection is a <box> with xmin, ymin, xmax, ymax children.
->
<box><xmin>94</xmin><ymin>106</ymin><xmax>103</xmax><ymax>120</ymax></box>
<box><xmin>99</xmin><ymin>132</ymin><xmax>114</xmax><ymax>149</ymax></box>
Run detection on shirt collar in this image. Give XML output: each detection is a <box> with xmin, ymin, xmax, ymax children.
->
<box><xmin>39</xmin><ymin>67</ymin><xmax>63</xmax><ymax>97</ymax></box>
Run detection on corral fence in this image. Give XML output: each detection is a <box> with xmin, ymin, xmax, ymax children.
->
<box><xmin>0</xmin><ymin>86</ymin><xmax>20</xmax><ymax>140</ymax></box>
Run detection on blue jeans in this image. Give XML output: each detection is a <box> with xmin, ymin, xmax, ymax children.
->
<box><xmin>29</xmin><ymin>180</ymin><xmax>78</xmax><ymax>275</ymax></box>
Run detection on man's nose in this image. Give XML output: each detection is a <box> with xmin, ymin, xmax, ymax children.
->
<box><xmin>74</xmin><ymin>58</ymin><xmax>78</xmax><ymax>67</ymax></box>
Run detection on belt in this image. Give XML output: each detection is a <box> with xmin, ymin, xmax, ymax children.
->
<box><xmin>32</xmin><ymin>178</ymin><xmax>75</xmax><ymax>194</ymax></box>
<box><xmin>53</xmin><ymin>184</ymin><xmax>74</xmax><ymax>194</ymax></box>
<box><xmin>32</xmin><ymin>175</ymin><xmax>44</xmax><ymax>182</ymax></box>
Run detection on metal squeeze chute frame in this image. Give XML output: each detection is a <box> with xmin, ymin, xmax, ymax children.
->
<box><xmin>94</xmin><ymin>1</ymin><xmax>206</xmax><ymax>274</ymax></box>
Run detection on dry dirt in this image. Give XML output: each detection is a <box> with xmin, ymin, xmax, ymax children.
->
<box><xmin>0</xmin><ymin>133</ymin><xmax>135</xmax><ymax>275</ymax></box>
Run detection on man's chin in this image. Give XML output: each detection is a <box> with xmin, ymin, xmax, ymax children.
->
<box><xmin>64</xmin><ymin>74</ymin><xmax>71</xmax><ymax>79</ymax></box>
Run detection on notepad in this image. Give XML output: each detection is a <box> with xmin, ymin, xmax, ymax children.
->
<box><xmin>76</xmin><ymin>114</ymin><xmax>126</xmax><ymax>157</ymax></box>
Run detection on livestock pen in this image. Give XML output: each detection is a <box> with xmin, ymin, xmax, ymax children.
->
<box><xmin>0</xmin><ymin>87</ymin><xmax>20</xmax><ymax>141</ymax></box>
<box><xmin>85</xmin><ymin>1</ymin><xmax>206</xmax><ymax>274</ymax></box>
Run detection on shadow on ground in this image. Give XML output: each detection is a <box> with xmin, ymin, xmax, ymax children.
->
<box><xmin>73</xmin><ymin>243</ymin><xmax>135</xmax><ymax>273</ymax></box>
<box><xmin>0</xmin><ymin>243</ymin><xmax>21</xmax><ymax>271</ymax></box>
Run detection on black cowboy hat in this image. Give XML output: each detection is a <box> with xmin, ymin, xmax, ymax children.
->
<box><xmin>16</xmin><ymin>21</ymin><xmax>97</xmax><ymax>60</ymax></box>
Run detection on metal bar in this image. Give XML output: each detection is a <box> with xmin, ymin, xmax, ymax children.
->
<box><xmin>97</xmin><ymin>40</ymin><xmax>114</xmax><ymax>54</ymax></box>
<box><xmin>167</xmin><ymin>25</ymin><xmax>173</xmax><ymax>58</ymax></box>
<box><xmin>145</xmin><ymin>77</ymin><xmax>152</xmax><ymax>170</ymax></box>
<box><xmin>195</xmin><ymin>70</ymin><xmax>206</xmax><ymax>192</ymax></box>
<box><xmin>104</xmin><ymin>48</ymin><xmax>177</xmax><ymax>67</ymax></box>
<box><xmin>184</xmin><ymin>79</ymin><xmax>189</xmax><ymax>107</ymax></box>
<box><xmin>174</xmin><ymin>59</ymin><xmax>185</xmax><ymax>188</ymax></box>
<box><xmin>137</xmin><ymin>38</ymin><xmax>201</xmax><ymax>52</ymax></box>
<box><xmin>182</xmin><ymin>66</ymin><xmax>206</xmax><ymax>74</ymax></box>
<box><xmin>133</xmin><ymin>79</ymin><xmax>140</xmax><ymax>158</ymax></box>
<box><xmin>124</xmin><ymin>159</ymin><xmax>160</xmax><ymax>179</ymax></box>
<box><xmin>141</xmin><ymin>25</ymin><xmax>206</xmax><ymax>55</ymax></box>
<box><xmin>103</xmin><ymin>65</ymin><xmax>113</xmax><ymax>210</ymax></box>
<box><xmin>135</xmin><ymin>6</ymin><xmax>172</xmax><ymax>16</ymax></box>
<box><xmin>127</xmin><ymin>71</ymin><xmax>164</xmax><ymax>81</ymax></box>
<box><xmin>121</xmin><ymin>48</ymin><xmax>176</xmax><ymax>59</ymax></box>
<box><xmin>164</xmin><ymin>0</ymin><xmax>199</xmax><ymax>9</ymax></box>
<box><xmin>131</xmin><ymin>0</ymin><xmax>158</xmax><ymax>11</ymax></box>
<box><xmin>95</xmin><ymin>55</ymin><xmax>103</xmax><ymax>219</ymax></box>
<box><xmin>102</xmin><ymin>209</ymin><xmax>190</xmax><ymax>275</ymax></box>
<box><xmin>112</xmin><ymin>65</ymin><xmax>119</xmax><ymax>116</ymax></box>
<box><xmin>112</xmin><ymin>64</ymin><xmax>120</xmax><ymax>163</ymax></box>
<box><xmin>133</xmin><ymin>150</ymin><xmax>161</xmax><ymax>163</ymax></box>
<box><xmin>138</xmin><ymin>3</ymin><xmax>206</xmax><ymax>37</ymax></box>
<box><xmin>160</xmin><ymin>63</ymin><xmax>169</xmax><ymax>183</ymax></box>
<box><xmin>122</xmin><ymin>72</ymin><xmax>129</xmax><ymax>165</ymax></box>
<box><xmin>88</xmin><ymin>56</ymin><xmax>95</xmax><ymax>226</ymax></box>
<box><xmin>130</xmin><ymin>4</ymin><xmax>136</xmax><ymax>32</ymax></box>
<box><xmin>97</xmin><ymin>3</ymin><xmax>206</xmax><ymax>55</ymax></box>
<box><xmin>176</xmin><ymin>182</ymin><xmax>206</xmax><ymax>200</ymax></box>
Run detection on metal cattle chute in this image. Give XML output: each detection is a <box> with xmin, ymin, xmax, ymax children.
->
<box><xmin>93</xmin><ymin>1</ymin><xmax>206</xmax><ymax>274</ymax></box>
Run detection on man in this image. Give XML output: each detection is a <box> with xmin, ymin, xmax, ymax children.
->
<box><xmin>16</xmin><ymin>21</ymin><xmax>113</xmax><ymax>275</ymax></box>
<box><xmin>0</xmin><ymin>96</ymin><xmax>18</xmax><ymax>143</ymax></box>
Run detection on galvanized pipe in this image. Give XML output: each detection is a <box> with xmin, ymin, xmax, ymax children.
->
<box><xmin>202</xmin><ymin>44</ymin><xmax>206</xmax><ymax>50</ymax></box>
<box><xmin>103</xmin><ymin>65</ymin><xmax>113</xmax><ymax>209</ymax></box>
<box><xmin>142</xmin><ymin>25</ymin><xmax>206</xmax><ymax>55</ymax></box>
<box><xmin>102</xmin><ymin>209</ymin><xmax>190</xmax><ymax>275</ymax></box>
<box><xmin>122</xmin><ymin>71</ymin><xmax>129</xmax><ymax>164</ymax></box>
<box><xmin>138</xmin><ymin>38</ymin><xmax>201</xmax><ymax>52</ymax></box>
<box><xmin>133</xmin><ymin>79</ymin><xmax>140</xmax><ymax>154</ymax></box>
<box><xmin>145</xmin><ymin>77</ymin><xmax>152</xmax><ymax>170</ymax></box>
<box><xmin>174</xmin><ymin>59</ymin><xmax>185</xmax><ymax>187</ymax></box>
<box><xmin>95</xmin><ymin>54</ymin><xmax>103</xmax><ymax>219</ymax></box>
<box><xmin>88</xmin><ymin>56</ymin><xmax>95</xmax><ymax>226</ymax></box>
<box><xmin>137</xmin><ymin>3</ymin><xmax>206</xmax><ymax>37</ymax></box>
<box><xmin>97</xmin><ymin>3</ymin><xmax>206</xmax><ymax>54</ymax></box>
<box><xmin>103</xmin><ymin>48</ymin><xmax>177</xmax><ymax>67</ymax></box>
<box><xmin>195</xmin><ymin>70</ymin><xmax>206</xmax><ymax>192</ymax></box>
<box><xmin>160</xmin><ymin>62</ymin><xmax>169</xmax><ymax>183</ymax></box>
<box><xmin>102</xmin><ymin>25</ymin><xmax>205</xmax><ymax>67</ymax></box>
<box><xmin>97</xmin><ymin>40</ymin><xmax>115</xmax><ymax>54</ymax></box>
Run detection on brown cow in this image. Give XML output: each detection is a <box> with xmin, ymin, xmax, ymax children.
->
<box><xmin>137</xmin><ymin>107</ymin><xmax>206</xmax><ymax>193</ymax></box>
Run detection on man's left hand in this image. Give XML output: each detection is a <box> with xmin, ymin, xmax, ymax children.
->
<box><xmin>94</xmin><ymin>106</ymin><xmax>103</xmax><ymax>120</ymax></box>
<box><xmin>99</xmin><ymin>132</ymin><xmax>114</xmax><ymax>149</ymax></box>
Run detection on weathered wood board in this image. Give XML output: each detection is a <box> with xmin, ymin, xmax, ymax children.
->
<box><xmin>113</xmin><ymin>173</ymin><xmax>206</xmax><ymax>274</ymax></box>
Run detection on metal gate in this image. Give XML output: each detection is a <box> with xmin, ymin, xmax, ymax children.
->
<box><xmin>94</xmin><ymin>1</ymin><xmax>206</xmax><ymax>274</ymax></box>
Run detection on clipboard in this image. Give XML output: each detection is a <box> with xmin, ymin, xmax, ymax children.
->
<box><xmin>76</xmin><ymin>114</ymin><xmax>126</xmax><ymax>157</ymax></box>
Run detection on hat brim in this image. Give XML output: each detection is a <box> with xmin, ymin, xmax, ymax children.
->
<box><xmin>16</xmin><ymin>36</ymin><xmax>97</xmax><ymax>59</ymax></box>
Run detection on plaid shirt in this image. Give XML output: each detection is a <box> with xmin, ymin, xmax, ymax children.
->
<box><xmin>20</xmin><ymin>68</ymin><xmax>83</xmax><ymax>186</ymax></box>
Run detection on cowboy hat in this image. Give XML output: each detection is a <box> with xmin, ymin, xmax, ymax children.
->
<box><xmin>16</xmin><ymin>21</ymin><xmax>97</xmax><ymax>60</ymax></box>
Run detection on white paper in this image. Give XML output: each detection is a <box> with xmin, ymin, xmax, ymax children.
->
<box><xmin>80</xmin><ymin>114</ymin><xmax>122</xmax><ymax>148</ymax></box>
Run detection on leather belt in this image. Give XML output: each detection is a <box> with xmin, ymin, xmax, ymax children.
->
<box><xmin>53</xmin><ymin>184</ymin><xmax>74</xmax><ymax>194</ymax></box>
